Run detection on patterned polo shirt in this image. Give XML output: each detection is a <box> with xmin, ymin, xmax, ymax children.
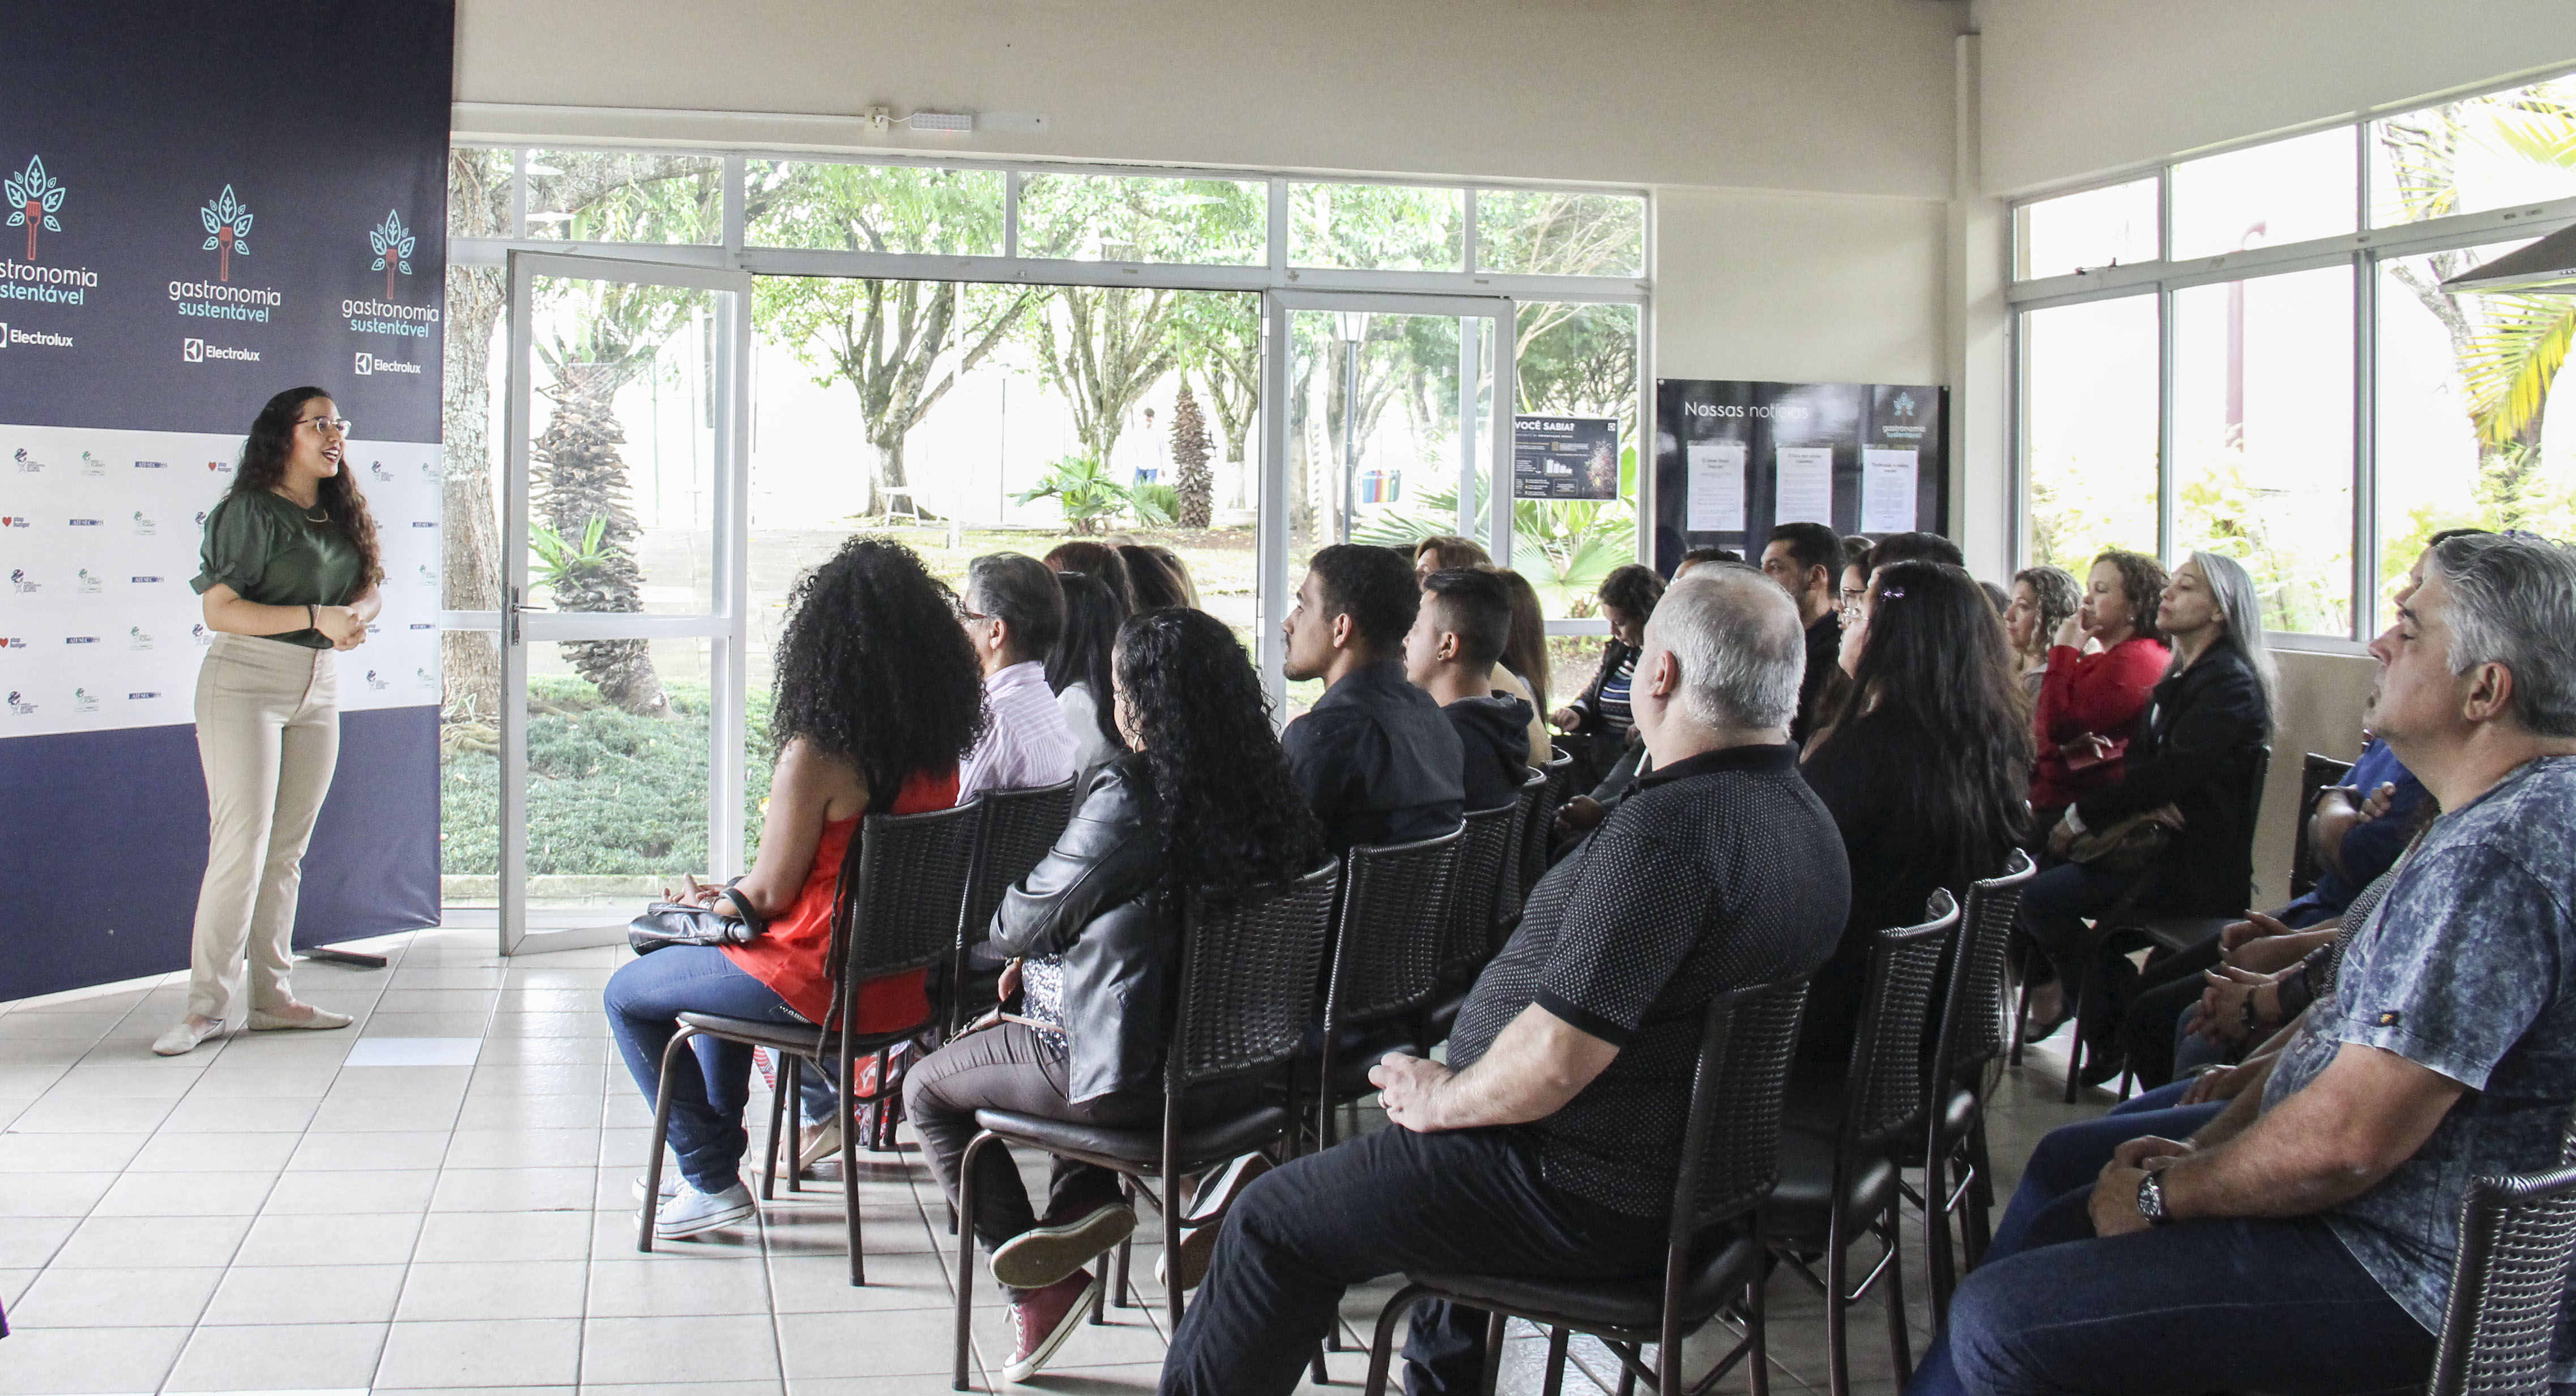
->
<box><xmin>1448</xmin><ymin>742</ymin><xmax>1848</xmax><ymax>1215</ymax></box>
<box><xmin>2262</xmin><ymin>755</ymin><xmax>2576</xmax><ymax>1373</ymax></box>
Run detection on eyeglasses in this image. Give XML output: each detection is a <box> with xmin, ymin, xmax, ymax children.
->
<box><xmin>295</xmin><ymin>416</ymin><xmax>353</xmax><ymax>436</ymax></box>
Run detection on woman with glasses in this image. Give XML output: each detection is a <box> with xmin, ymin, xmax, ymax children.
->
<box><xmin>156</xmin><ymin>389</ymin><xmax>383</xmax><ymax>1056</ymax></box>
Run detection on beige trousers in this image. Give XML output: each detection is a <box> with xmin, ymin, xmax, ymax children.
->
<box><xmin>187</xmin><ymin>633</ymin><xmax>340</xmax><ymax>1021</ymax></box>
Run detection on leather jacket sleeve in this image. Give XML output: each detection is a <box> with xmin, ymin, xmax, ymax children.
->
<box><xmin>987</xmin><ymin>757</ymin><xmax>1163</xmax><ymax>959</ymax></box>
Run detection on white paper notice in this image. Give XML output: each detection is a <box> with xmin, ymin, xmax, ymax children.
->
<box><xmin>1684</xmin><ymin>439</ymin><xmax>1746</xmax><ymax>532</ymax></box>
<box><xmin>1862</xmin><ymin>447</ymin><xmax>1919</xmax><ymax>532</ymax></box>
<box><xmin>1774</xmin><ymin>447</ymin><xmax>1835</xmax><ymax>525</ymax></box>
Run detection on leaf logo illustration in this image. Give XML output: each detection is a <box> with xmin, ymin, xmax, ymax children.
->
<box><xmin>201</xmin><ymin>185</ymin><xmax>253</xmax><ymax>281</ymax></box>
<box><xmin>5</xmin><ymin>155</ymin><xmax>66</xmax><ymax>261</ymax></box>
<box><xmin>369</xmin><ymin>210</ymin><xmax>415</xmax><ymax>297</ymax></box>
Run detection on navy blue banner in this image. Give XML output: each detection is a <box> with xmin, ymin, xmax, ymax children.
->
<box><xmin>0</xmin><ymin>1</ymin><xmax>453</xmax><ymax>1001</ymax></box>
<box><xmin>0</xmin><ymin>1</ymin><xmax>451</xmax><ymax>440</ymax></box>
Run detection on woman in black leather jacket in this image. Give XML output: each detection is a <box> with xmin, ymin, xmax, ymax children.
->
<box><xmin>903</xmin><ymin>606</ymin><xmax>1323</xmax><ymax>1378</ymax></box>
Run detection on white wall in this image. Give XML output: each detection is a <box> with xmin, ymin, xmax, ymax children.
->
<box><xmin>1653</xmin><ymin>189</ymin><xmax>1950</xmax><ymax>385</ymax></box>
<box><xmin>454</xmin><ymin>0</ymin><xmax>1964</xmax><ymax>197</ymax></box>
<box><xmin>1978</xmin><ymin>0</ymin><xmax>2576</xmax><ymax>194</ymax></box>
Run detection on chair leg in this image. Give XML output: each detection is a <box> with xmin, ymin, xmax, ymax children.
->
<box><xmin>1164</xmin><ymin>1163</ymin><xmax>1186</xmax><ymax>1329</ymax></box>
<box><xmin>2061</xmin><ymin>950</ymin><xmax>2093</xmax><ymax>1104</ymax></box>
<box><xmin>1541</xmin><ymin>1325</ymin><xmax>1570</xmax><ymax>1396</ymax></box>
<box><xmin>783</xmin><ymin>1054</ymin><xmax>805</xmax><ymax>1194</ymax></box>
<box><xmin>842</xmin><ymin>1073</ymin><xmax>865</xmax><ymax>1287</ymax></box>
<box><xmin>637</xmin><ymin>1026</ymin><xmax>700</xmax><ymax>1254</ymax></box>
<box><xmin>1479</xmin><ymin>1310</ymin><xmax>1507</xmax><ymax>1396</ymax></box>
<box><xmin>1611</xmin><ymin>1344</ymin><xmax>1637</xmax><ymax>1396</ymax></box>
<box><xmin>1746</xmin><ymin>1267</ymin><xmax>1772</xmax><ymax>1396</ymax></box>
<box><xmin>1111</xmin><ymin>1178</ymin><xmax>1135</xmax><ymax>1310</ymax></box>
<box><xmin>2008</xmin><ymin>959</ymin><xmax>2029</xmax><ymax>1066</ymax></box>
<box><xmin>1824</xmin><ymin>1216</ymin><xmax>1852</xmax><ymax>1396</ymax></box>
<box><xmin>1362</xmin><ymin>1284</ymin><xmax>1428</xmax><ymax>1396</ymax></box>
<box><xmin>762</xmin><ymin>1053</ymin><xmax>792</xmax><ymax>1201</ymax></box>
<box><xmin>1925</xmin><ymin>1139</ymin><xmax>1956</xmax><ymax>1326</ymax></box>
<box><xmin>1963</xmin><ymin>1117</ymin><xmax>1997</xmax><ymax>1269</ymax></box>
<box><xmin>1881</xmin><ymin>1214</ymin><xmax>1913</xmax><ymax>1381</ymax></box>
<box><xmin>953</xmin><ymin>1132</ymin><xmax>996</xmax><ymax>1391</ymax></box>
<box><xmin>1317</xmin><ymin>1036</ymin><xmax>1339</xmax><ymax>1154</ymax></box>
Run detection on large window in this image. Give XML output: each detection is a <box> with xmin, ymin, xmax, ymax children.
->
<box><xmin>2012</xmin><ymin>68</ymin><xmax>2576</xmax><ymax>641</ymax></box>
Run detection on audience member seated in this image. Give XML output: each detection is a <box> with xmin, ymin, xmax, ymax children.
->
<box><xmin>956</xmin><ymin>554</ymin><xmax>1077</xmax><ymax>800</ymax></box>
<box><xmin>1549</xmin><ymin>562</ymin><xmax>1665</xmax><ymax>795</ymax></box>
<box><xmin>1864</xmin><ymin>529</ymin><xmax>1965</xmax><ymax>574</ymax></box>
<box><xmin>1677</xmin><ymin>545</ymin><xmax>1742</xmax><ymax>571</ymax></box>
<box><xmin>1404</xmin><ymin>567</ymin><xmax>1534</xmax><ymax>812</ymax></box>
<box><xmin>1491</xmin><ymin>567</ymin><xmax>1556</xmax><ymax>764</ymax></box>
<box><xmin>1120</xmin><ymin>543</ymin><xmax>1192</xmax><ymax>611</ymax></box>
<box><xmin>1044</xmin><ymin>540</ymin><xmax>1136</xmax><ymax>614</ymax></box>
<box><xmin>2028</xmin><ymin>550</ymin><xmax>2171</xmax><ymax>828</ymax></box>
<box><xmin>1158</xmin><ymin>565</ymin><xmax>1850</xmax><ymax>1396</ymax></box>
<box><xmin>2002</xmin><ymin>565</ymin><xmax>2082</xmax><ymax>702</ymax></box>
<box><xmin>1411</xmin><ymin>534</ymin><xmax>1492</xmax><ymax>577</ymax></box>
<box><xmin>1046</xmin><ymin>570</ymin><xmax>1130</xmax><ymax>791</ymax></box>
<box><xmin>1282</xmin><ymin>544</ymin><xmax>1465</xmax><ymax>853</ymax></box>
<box><xmin>2021</xmin><ymin>552</ymin><xmax>2274</xmax><ymax>1082</ymax></box>
<box><xmin>1797</xmin><ymin>561</ymin><xmax>2030</xmax><ymax>1060</ymax></box>
<box><xmin>602</xmin><ymin>538</ymin><xmax>980</xmax><ymax>1240</ymax></box>
<box><xmin>906</xmin><ymin>607</ymin><xmax>1325</xmax><ymax>1383</ymax></box>
<box><xmin>1759</xmin><ymin>522</ymin><xmax>1846</xmax><ymax>747</ymax></box>
<box><xmin>1920</xmin><ymin>530</ymin><xmax>2576</xmax><ymax>1396</ymax></box>
<box><xmin>1840</xmin><ymin>533</ymin><xmax>1875</xmax><ymax>585</ymax></box>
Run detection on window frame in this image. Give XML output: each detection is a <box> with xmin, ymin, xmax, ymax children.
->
<box><xmin>2004</xmin><ymin>68</ymin><xmax>2576</xmax><ymax>646</ymax></box>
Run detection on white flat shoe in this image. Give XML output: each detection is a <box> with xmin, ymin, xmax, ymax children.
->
<box><xmin>248</xmin><ymin>1005</ymin><xmax>353</xmax><ymax>1031</ymax></box>
<box><xmin>152</xmin><ymin>1018</ymin><xmax>225</xmax><ymax>1056</ymax></box>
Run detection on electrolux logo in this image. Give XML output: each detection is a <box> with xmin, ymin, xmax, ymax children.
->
<box><xmin>6</xmin><ymin>156</ymin><xmax>65</xmax><ymax>261</ymax></box>
<box><xmin>184</xmin><ymin>338</ymin><xmax>261</xmax><ymax>364</ymax></box>
<box><xmin>351</xmin><ymin>351</ymin><xmax>421</xmax><ymax>376</ymax></box>
<box><xmin>200</xmin><ymin>185</ymin><xmax>251</xmax><ymax>282</ymax></box>
<box><xmin>0</xmin><ymin>322</ymin><xmax>74</xmax><ymax>349</ymax></box>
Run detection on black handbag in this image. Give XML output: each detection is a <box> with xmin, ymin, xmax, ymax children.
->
<box><xmin>627</xmin><ymin>879</ymin><xmax>768</xmax><ymax>955</ymax></box>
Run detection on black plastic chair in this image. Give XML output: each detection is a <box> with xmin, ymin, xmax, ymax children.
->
<box><xmin>639</xmin><ymin>797</ymin><xmax>980</xmax><ymax>1285</ymax></box>
<box><xmin>1760</xmin><ymin>890</ymin><xmax>1961</xmax><ymax>1396</ymax></box>
<box><xmin>2428</xmin><ymin>1110</ymin><xmax>2576</xmax><ymax>1396</ymax></box>
<box><xmin>946</xmin><ymin>778</ymin><xmax>1079</xmax><ymax>1034</ymax></box>
<box><xmin>1417</xmin><ymin>797</ymin><xmax>1526</xmax><ymax>1051</ymax></box>
<box><xmin>1918</xmin><ymin>851</ymin><xmax>2035</xmax><ymax>1321</ymax></box>
<box><xmin>1524</xmin><ymin>752</ymin><xmax>1578</xmax><ymax>896</ymax></box>
<box><xmin>2049</xmin><ymin>745</ymin><xmax>2270</xmax><ymax>1102</ymax></box>
<box><xmin>1358</xmin><ymin>977</ymin><xmax>1812</xmax><ymax>1396</ymax></box>
<box><xmin>1492</xmin><ymin>767</ymin><xmax>1546</xmax><ymax>933</ymax></box>
<box><xmin>2288</xmin><ymin>753</ymin><xmax>2357</xmax><ymax>901</ymax></box>
<box><xmin>1304</xmin><ymin>826</ymin><xmax>1464</xmax><ymax>1154</ymax></box>
<box><xmin>949</xmin><ymin>861</ymin><xmax>1342</xmax><ymax>1387</ymax></box>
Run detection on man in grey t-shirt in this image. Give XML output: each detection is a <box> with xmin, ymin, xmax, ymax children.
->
<box><xmin>1946</xmin><ymin>532</ymin><xmax>2576</xmax><ymax>1396</ymax></box>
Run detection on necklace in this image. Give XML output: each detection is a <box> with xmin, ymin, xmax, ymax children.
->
<box><xmin>304</xmin><ymin>505</ymin><xmax>330</xmax><ymax>524</ymax></box>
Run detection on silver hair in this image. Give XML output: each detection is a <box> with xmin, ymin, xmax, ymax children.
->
<box><xmin>1645</xmin><ymin>567</ymin><xmax>1804</xmax><ymax>731</ymax></box>
<box><xmin>2185</xmin><ymin>550</ymin><xmax>2276</xmax><ymax>722</ymax></box>
<box><xmin>2425</xmin><ymin>532</ymin><xmax>2576</xmax><ymax>737</ymax></box>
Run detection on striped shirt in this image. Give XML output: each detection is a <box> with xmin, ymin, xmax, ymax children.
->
<box><xmin>958</xmin><ymin>661</ymin><xmax>1078</xmax><ymax>800</ymax></box>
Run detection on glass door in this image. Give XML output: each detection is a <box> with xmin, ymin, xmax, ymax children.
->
<box><xmin>498</xmin><ymin>252</ymin><xmax>750</xmax><ymax>955</ymax></box>
<box><xmin>1257</xmin><ymin>291</ymin><xmax>1513</xmax><ymax>716</ymax></box>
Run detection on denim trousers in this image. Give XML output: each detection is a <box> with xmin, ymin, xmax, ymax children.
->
<box><xmin>1907</xmin><ymin>1080</ymin><xmax>2432</xmax><ymax>1396</ymax></box>
<box><xmin>1159</xmin><ymin>1123</ymin><xmax>1667</xmax><ymax>1396</ymax></box>
<box><xmin>603</xmin><ymin>946</ymin><xmax>810</xmax><ymax>1193</ymax></box>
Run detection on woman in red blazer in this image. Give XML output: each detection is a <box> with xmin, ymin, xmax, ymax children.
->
<box><xmin>2028</xmin><ymin>550</ymin><xmax>2171</xmax><ymax>826</ymax></box>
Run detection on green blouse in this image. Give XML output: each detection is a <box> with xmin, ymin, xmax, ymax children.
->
<box><xmin>191</xmin><ymin>490</ymin><xmax>366</xmax><ymax>650</ymax></box>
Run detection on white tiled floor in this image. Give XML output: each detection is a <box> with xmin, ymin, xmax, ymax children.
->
<box><xmin>0</xmin><ymin>927</ymin><xmax>2101</xmax><ymax>1396</ymax></box>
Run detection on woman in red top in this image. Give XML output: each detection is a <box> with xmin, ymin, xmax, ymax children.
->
<box><xmin>604</xmin><ymin>537</ymin><xmax>986</xmax><ymax>1240</ymax></box>
<box><xmin>2027</xmin><ymin>549</ymin><xmax>2170</xmax><ymax>827</ymax></box>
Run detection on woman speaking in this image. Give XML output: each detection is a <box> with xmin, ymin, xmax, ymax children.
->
<box><xmin>155</xmin><ymin>387</ymin><xmax>382</xmax><ymax>1056</ymax></box>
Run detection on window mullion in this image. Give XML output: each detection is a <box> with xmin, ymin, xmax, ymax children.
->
<box><xmin>2352</xmin><ymin>250</ymin><xmax>2378</xmax><ymax>641</ymax></box>
<box><xmin>2157</xmin><ymin>283</ymin><xmax>2178</xmax><ymax>565</ymax></box>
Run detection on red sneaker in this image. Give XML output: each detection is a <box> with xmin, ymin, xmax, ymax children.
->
<box><xmin>1003</xmin><ymin>1269</ymin><xmax>1098</xmax><ymax>1382</ymax></box>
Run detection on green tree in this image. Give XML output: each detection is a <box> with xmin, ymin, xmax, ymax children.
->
<box><xmin>1029</xmin><ymin>285</ymin><xmax>1178</xmax><ymax>468</ymax></box>
<box><xmin>753</xmin><ymin>164</ymin><xmax>1034</xmax><ymax>514</ymax></box>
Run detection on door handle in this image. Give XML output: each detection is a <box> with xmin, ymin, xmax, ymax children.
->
<box><xmin>504</xmin><ymin>586</ymin><xmax>550</xmax><ymax>646</ymax></box>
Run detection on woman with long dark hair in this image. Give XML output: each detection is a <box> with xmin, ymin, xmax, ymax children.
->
<box><xmin>604</xmin><ymin>536</ymin><xmax>984</xmax><ymax>1239</ymax></box>
<box><xmin>1797</xmin><ymin>561</ymin><xmax>2032</xmax><ymax>1057</ymax></box>
<box><xmin>1043</xmin><ymin>540</ymin><xmax>1136</xmax><ymax>614</ymax></box>
<box><xmin>1491</xmin><ymin>567</ymin><xmax>1553</xmax><ymax>760</ymax></box>
<box><xmin>905</xmin><ymin>607</ymin><xmax>1324</xmax><ymax>1382</ymax></box>
<box><xmin>1046</xmin><ymin>569</ymin><xmax>1128</xmax><ymax>785</ymax></box>
<box><xmin>1119</xmin><ymin>543</ymin><xmax>1190</xmax><ymax>611</ymax></box>
<box><xmin>156</xmin><ymin>387</ymin><xmax>383</xmax><ymax>1056</ymax></box>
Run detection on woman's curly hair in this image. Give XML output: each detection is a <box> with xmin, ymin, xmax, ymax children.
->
<box><xmin>1114</xmin><ymin>608</ymin><xmax>1324</xmax><ymax>902</ymax></box>
<box><xmin>232</xmin><ymin>386</ymin><xmax>384</xmax><ymax>587</ymax></box>
<box><xmin>771</xmin><ymin>537</ymin><xmax>986</xmax><ymax>802</ymax></box>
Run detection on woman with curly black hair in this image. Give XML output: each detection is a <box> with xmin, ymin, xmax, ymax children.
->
<box><xmin>905</xmin><ymin>607</ymin><xmax>1324</xmax><ymax>1382</ymax></box>
<box><xmin>604</xmin><ymin>536</ymin><xmax>984</xmax><ymax>1241</ymax></box>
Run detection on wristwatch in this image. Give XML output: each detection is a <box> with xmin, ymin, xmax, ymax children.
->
<box><xmin>2136</xmin><ymin>1168</ymin><xmax>2173</xmax><ymax>1226</ymax></box>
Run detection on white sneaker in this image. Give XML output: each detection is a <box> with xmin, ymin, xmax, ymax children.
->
<box><xmin>647</xmin><ymin>1180</ymin><xmax>756</xmax><ymax>1240</ymax></box>
<box><xmin>630</xmin><ymin>1173</ymin><xmax>683</xmax><ymax>1205</ymax></box>
<box><xmin>152</xmin><ymin>1018</ymin><xmax>225</xmax><ymax>1056</ymax></box>
<box><xmin>248</xmin><ymin>1004</ymin><xmax>353</xmax><ymax>1031</ymax></box>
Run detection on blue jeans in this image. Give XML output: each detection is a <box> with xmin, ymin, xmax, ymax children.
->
<box><xmin>603</xmin><ymin>946</ymin><xmax>809</xmax><ymax>1193</ymax></box>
